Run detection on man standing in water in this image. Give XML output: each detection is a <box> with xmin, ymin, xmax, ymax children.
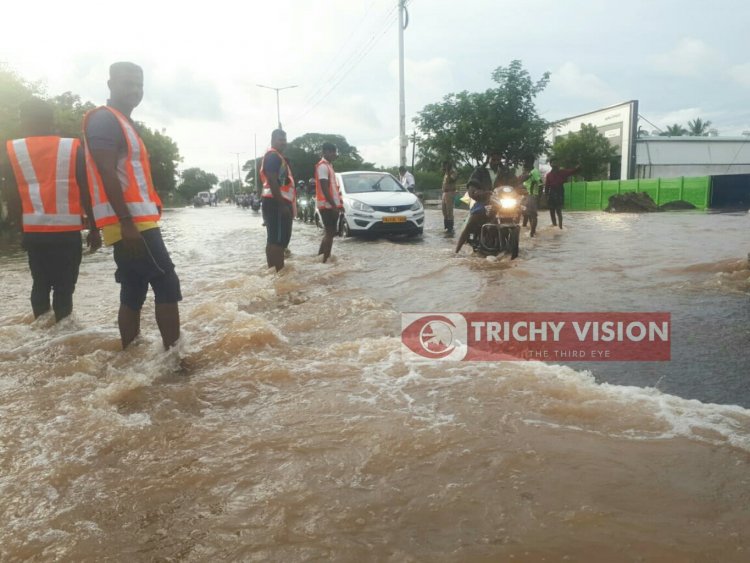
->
<box><xmin>260</xmin><ymin>129</ymin><xmax>295</xmax><ymax>271</ymax></box>
<box><xmin>543</xmin><ymin>158</ymin><xmax>580</xmax><ymax>229</ymax></box>
<box><xmin>314</xmin><ymin>142</ymin><xmax>341</xmax><ymax>262</ymax></box>
<box><xmin>83</xmin><ymin>62</ymin><xmax>181</xmax><ymax>350</ymax></box>
<box><xmin>2</xmin><ymin>98</ymin><xmax>101</xmax><ymax>321</ymax></box>
<box><xmin>441</xmin><ymin>160</ymin><xmax>457</xmax><ymax>234</ymax></box>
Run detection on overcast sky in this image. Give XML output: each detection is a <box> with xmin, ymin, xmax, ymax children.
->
<box><xmin>3</xmin><ymin>0</ymin><xmax>749</xmax><ymax>179</ymax></box>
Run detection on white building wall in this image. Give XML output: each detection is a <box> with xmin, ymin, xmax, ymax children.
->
<box><xmin>636</xmin><ymin>138</ymin><xmax>750</xmax><ymax>178</ymax></box>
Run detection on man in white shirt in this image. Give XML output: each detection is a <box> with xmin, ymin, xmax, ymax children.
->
<box><xmin>398</xmin><ymin>166</ymin><xmax>416</xmax><ymax>193</ymax></box>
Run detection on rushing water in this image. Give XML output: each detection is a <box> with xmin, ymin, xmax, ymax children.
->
<box><xmin>1</xmin><ymin>206</ymin><xmax>749</xmax><ymax>562</ymax></box>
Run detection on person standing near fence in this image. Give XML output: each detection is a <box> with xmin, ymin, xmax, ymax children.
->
<box><xmin>543</xmin><ymin>159</ymin><xmax>580</xmax><ymax>229</ymax></box>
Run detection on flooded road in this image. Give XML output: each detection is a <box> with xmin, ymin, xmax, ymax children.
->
<box><xmin>1</xmin><ymin>206</ymin><xmax>749</xmax><ymax>561</ymax></box>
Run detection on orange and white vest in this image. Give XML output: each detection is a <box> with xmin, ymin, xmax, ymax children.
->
<box><xmin>260</xmin><ymin>148</ymin><xmax>295</xmax><ymax>203</ymax></box>
<box><xmin>314</xmin><ymin>158</ymin><xmax>342</xmax><ymax>210</ymax></box>
<box><xmin>82</xmin><ymin>106</ymin><xmax>162</xmax><ymax>228</ymax></box>
<box><xmin>6</xmin><ymin>137</ymin><xmax>84</xmax><ymax>233</ymax></box>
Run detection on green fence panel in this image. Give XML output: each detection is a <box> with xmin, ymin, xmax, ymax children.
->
<box><xmin>558</xmin><ymin>175</ymin><xmax>710</xmax><ymax>211</ymax></box>
<box><xmin>600</xmin><ymin>180</ymin><xmax>620</xmax><ymax>209</ymax></box>
<box><xmin>636</xmin><ymin>178</ymin><xmax>659</xmax><ymax>203</ymax></box>
<box><xmin>568</xmin><ymin>182</ymin><xmax>587</xmax><ymax>210</ymax></box>
<box><xmin>658</xmin><ymin>177</ymin><xmax>683</xmax><ymax>205</ymax></box>
<box><xmin>681</xmin><ymin>176</ymin><xmax>710</xmax><ymax>209</ymax></box>
<box><xmin>584</xmin><ymin>181</ymin><xmax>602</xmax><ymax>210</ymax></box>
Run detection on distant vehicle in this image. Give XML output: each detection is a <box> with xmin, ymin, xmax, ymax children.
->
<box><xmin>194</xmin><ymin>191</ymin><xmax>211</xmax><ymax>207</ymax></box>
<box><xmin>326</xmin><ymin>171</ymin><xmax>424</xmax><ymax>237</ymax></box>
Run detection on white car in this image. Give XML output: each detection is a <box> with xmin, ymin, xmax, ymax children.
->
<box><xmin>330</xmin><ymin>171</ymin><xmax>424</xmax><ymax>237</ymax></box>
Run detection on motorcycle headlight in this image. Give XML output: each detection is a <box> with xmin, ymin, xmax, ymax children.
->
<box><xmin>299</xmin><ymin>198</ymin><xmax>307</xmax><ymax>205</ymax></box>
<box><xmin>410</xmin><ymin>200</ymin><xmax>423</xmax><ymax>211</ymax></box>
<box><xmin>500</xmin><ymin>198</ymin><xmax>518</xmax><ymax>209</ymax></box>
<box><xmin>349</xmin><ymin>199</ymin><xmax>374</xmax><ymax>212</ymax></box>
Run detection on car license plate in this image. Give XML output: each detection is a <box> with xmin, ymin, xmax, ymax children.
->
<box><xmin>382</xmin><ymin>216</ymin><xmax>406</xmax><ymax>223</ymax></box>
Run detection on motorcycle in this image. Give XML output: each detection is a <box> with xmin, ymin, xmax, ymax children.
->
<box><xmin>296</xmin><ymin>194</ymin><xmax>309</xmax><ymax>221</ymax></box>
<box><xmin>469</xmin><ymin>186</ymin><xmax>521</xmax><ymax>259</ymax></box>
<box><xmin>249</xmin><ymin>194</ymin><xmax>261</xmax><ymax>211</ymax></box>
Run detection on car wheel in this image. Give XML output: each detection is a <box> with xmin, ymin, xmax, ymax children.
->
<box><xmin>340</xmin><ymin>216</ymin><xmax>352</xmax><ymax>237</ymax></box>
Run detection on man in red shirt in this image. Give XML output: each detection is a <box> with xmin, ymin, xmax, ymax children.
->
<box><xmin>543</xmin><ymin>159</ymin><xmax>580</xmax><ymax>229</ymax></box>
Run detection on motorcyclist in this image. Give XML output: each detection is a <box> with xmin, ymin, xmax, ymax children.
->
<box><xmin>455</xmin><ymin>179</ymin><xmax>493</xmax><ymax>253</ymax></box>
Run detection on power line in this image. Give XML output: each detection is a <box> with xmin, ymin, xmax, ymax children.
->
<box><xmin>297</xmin><ymin>0</ymin><xmax>383</xmax><ymax>109</ymax></box>
<box><xmin>290</xmin><ymin>6</ymin><xmax>398</xmax><ymax>124</ymax></box>
<box><xmin>638</xmin><ymin>114</ymin><xmax>663</xmax><ymax>134</ymax></box>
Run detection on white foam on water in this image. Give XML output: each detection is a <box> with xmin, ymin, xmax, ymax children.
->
<box><xmin>338</xmin><ymin>337</ymin><xmax>750</xmax><ymax>452</ymax></box>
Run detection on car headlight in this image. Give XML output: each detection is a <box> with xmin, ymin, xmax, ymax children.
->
<box><xmin>349</xmin><ymin>199</ymin><xmax>374</xmax><ymax>212</ymax></box>
<box><xmin>500</xmin><ymin>198</ymin><xmax>518</xmax><ymax>209</ymax></box>
<box><xmin>410</xmin><ymin>200</ymin><xmax>423</xmax><ymax>211</ymax></box>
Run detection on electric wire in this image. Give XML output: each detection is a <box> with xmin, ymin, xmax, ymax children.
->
<box><xmin>289</xmin><ymin>4</ymin><xmax>399</xmax><ymax>124</ymax></box>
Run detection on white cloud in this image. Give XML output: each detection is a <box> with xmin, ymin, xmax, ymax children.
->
<box><xmin>650</xmin><ymin>38</ymin><xmax>721</xmax><ymax>77</ymax></box>
<box><xmin>549</xmin><ymin>62</ymin><xmax>619</xmax><ymax>103</ymax></box>
<box><xmin>728</xmin><ymin>63</ymin><xmax>750</xmax><ymax>88</ymax></box>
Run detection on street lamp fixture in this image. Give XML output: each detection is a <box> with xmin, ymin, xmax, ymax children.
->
<box><xmin>257</xmin><ymin>83</ymin><xmax>298</xmax><ymax>129</ymax></box>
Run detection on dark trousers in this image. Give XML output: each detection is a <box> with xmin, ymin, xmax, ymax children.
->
<box><xmin>549</xmin><ymin>206</ymin><xmax>563</xmax><ymax>228</ymax></box>
<box><xmin>548</xmin><ymin>189</ymin><xmax>564</xmax><ymax>228</ymax></box>
<box><xmin>25</xmin><ymin>233</ymin><xmax>82</xmax><ymax>321</ymax></box>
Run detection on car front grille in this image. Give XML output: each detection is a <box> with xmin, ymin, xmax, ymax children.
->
<box><xmin>371</xmin><ymin>204</ymin><xmax>412</xmax><ymax>213</ymax></box>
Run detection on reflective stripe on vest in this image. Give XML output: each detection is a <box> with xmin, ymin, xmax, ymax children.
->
<box><xmin>314</xmin><ymin>159</ymin><xmax>342</xmax><ymax>210</ymax></box>
<box><xmin>6</xmin><ymin>137</ymin><xmax>83</xmax><ymax>233</ymax></box>
<box><xmin>83</xmin><ymin>106</ymin><xmax>162</xmax><ymax>228</ymax></box>
<box><xmin>260</xmin><ymin>148</ymin><xmax>295</xmax><ymax>203</ymax></box>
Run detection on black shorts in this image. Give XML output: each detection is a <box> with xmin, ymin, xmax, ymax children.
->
<box><xmin>113</xmin><ymin>228</ymin><xmax>182</xmax><ymax>311</ymax></box>
<box><xmin>318</xmin><ymin>208</ymin><xmax>340</xmax><ymax>231</ymax></box>
<box><xmin>262</xmin><ymin>198</ymin><xmax>293</xmax><ymax>247</ymax></box>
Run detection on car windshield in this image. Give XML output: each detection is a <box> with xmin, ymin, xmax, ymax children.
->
<box><xmin>342</xmin><ymin>173</ymin><xmax>405</xmax><ymax>194</ymax></box>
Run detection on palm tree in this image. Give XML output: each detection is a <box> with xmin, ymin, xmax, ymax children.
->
<box><xmin>659</xmin><ymin>124</ymin><xmax>688</xmax><ymax>137</ymax></box>
<box><xmin>687</xmin><ymin>117</ymin><xmax>712</xmax><ymax>136</ymax></box>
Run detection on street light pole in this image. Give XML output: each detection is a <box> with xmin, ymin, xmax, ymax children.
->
<box><xmin>257</xmin><ymin>84</ymin><xmax>298</xmax><ymax>129</ymax></box>
<box><xmin>232</xmin><ymin>152</ymin><xmax>243</xmax><ymax>192</ymax></box>
<box><xmin>398</xmin><ymin>0</ymin><xmax>409</xmax><ymax>168</ymax></box>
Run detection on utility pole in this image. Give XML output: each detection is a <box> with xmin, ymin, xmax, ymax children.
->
<box><xmin>398</xmin><ymin>0</ymin><xmax>409</xmax><ymax>168</ymax></box>
<box><xmin>257</xmin><ymin>84</ymin><xmax>298</xmax><ymax>129</ymax></box>
<box><xmin>233</xmin><ymin>152</ymin><xmax>243</xmax><ymax>192</ymax></box>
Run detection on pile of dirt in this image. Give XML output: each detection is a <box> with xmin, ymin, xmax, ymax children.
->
<box><xmin>658</xmin><ymin>200</ymin><xmax>697</xmax><ymax>211</ymax></box>
<box><xmin>605</xmin><ymin>192</ymin><xmax>659</xmax><ymax>213</ymax></box>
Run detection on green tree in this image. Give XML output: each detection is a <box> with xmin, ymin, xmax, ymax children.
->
<box><xmin>0</xmin><ymin>65</ymin><xmax>40</xmax><ymax>149</ymax></box>
<box><xmin>687</xmin><ymin>117</ymin><xmax>712</xmax><ymax>136</ymax></box>
<box><xmin>49</xmin><ymin>92</ymin><xmax>96</xmax><ymax>138</ymax></box>
<box><xmin>177</xmin><ymin>167</ymin><xmax>218</xmax><ymax>201</ymax></box>
<box><xmin>550</xmin><ymin>123</ymin><xmax>618</xmax><ymax>181</ymax></box>
<box><xmin>414</xmin><ymin>60</ymin><xmax>550</xmax><ymax>174</ymax></box>
<box><xmin>659</xmin><ymin>124</ymin><xmax>688</xmax><ymax>136</ymax></box>
<box><xmin>136</xmin><ymin>125</ymin><xmax>182</xmax><ymax>196</ymax></box>
<box><xmin>286</xmin><ymin>133</ymin><xmax>370</xmax><ymax>182</ymax></box>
